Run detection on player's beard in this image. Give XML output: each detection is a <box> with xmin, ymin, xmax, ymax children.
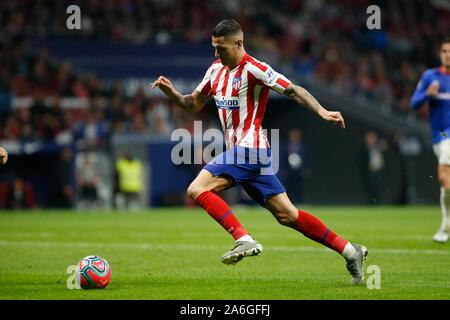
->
<box><xmin>220</xmin><ymin>57</ymin><xmax>227</xmax><ymax>65</ymax></box>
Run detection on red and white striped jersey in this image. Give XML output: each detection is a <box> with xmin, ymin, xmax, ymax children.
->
<box><xmin>195</xmin><ymin>54</ymin><xmax>291</xmax><ymax>149</ymax></box>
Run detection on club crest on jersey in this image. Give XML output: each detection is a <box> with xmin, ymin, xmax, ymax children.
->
<box><xmin>265</xmin><ymin>68</ymin><xmax>276</xmax><ymax>85</ymax></box>
<box><xmin>232</xmin><ymin>76</ymin><xmax>242</xmax><ymax>90</ymax></box>
<box><xmin>214</xmin><ymin>96</ymin><xmax>240</xmax><ymax>110</ymax></box>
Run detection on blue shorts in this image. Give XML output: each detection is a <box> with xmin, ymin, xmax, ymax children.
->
<box><xmin>203</xmin><ymin>146</ymin><xmax>286</xmax><ymax>207</ymax></box>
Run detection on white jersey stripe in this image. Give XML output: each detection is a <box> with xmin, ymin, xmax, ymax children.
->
<box><xmin>236</xmin><ymin>73</ymin><xmax>248</xmax><ymax>147</ymax></box>
<box><xmin>251</xmin><ymin>85</ymin><xmax>262</xmax><ymax>148</ymax></box>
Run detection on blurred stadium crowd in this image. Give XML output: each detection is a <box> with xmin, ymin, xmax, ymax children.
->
<box><xmin>0</xmin><ymin>0</ymin><xmax>448</xmax><ymax>208</ymax></box>
<box><xmin>1</xmin><ymin>0</ymin><xmax>450</xmax><ymax>143</ymax></box>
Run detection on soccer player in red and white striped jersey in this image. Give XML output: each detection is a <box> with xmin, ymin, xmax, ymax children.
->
<box><xmin>152</xmin><ymin>19</ymin><xmax>368</xmax><ymax>284</ymax></box>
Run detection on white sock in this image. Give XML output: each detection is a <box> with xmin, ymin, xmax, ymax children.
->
<box><xmin>236</xmin><ymin>234</ymin><xmax>254</xmax><ymax>242</ymax></box>
<box><xmin>341</xmin><ymin>242</ymin><xmax>356</xmax><ymax>259</ymax></box>
<box><xmin>440</xmin><ymin>188</ymin><xmax>450</xmax><ymax>232</ymax></box>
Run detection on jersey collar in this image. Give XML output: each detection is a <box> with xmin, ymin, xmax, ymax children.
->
<box><xmin>439</xmin><ymin>66</ymin><xmax>450</xmax><ymax>75</ymax></box>
<box><xmin>227</xmin><ymin>53</ymin><xmax>249</xmax><ymax>72</ymax></box>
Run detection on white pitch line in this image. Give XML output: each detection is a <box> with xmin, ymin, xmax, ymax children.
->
<box><xmin>0</xmin><ymin>240</ymin><xmax>449</xmax><ymax>255</ymax></box>
<box><xmin>0</xmin><ymin>231</ymin><xmax>434</xmax><ymax>241</ymax></box>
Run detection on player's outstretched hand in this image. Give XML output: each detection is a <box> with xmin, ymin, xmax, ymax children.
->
<box><xmin>319</xmin><ymin>110</ymin><xmax>345</xmax><ymax>129</ymax></box>
<box><xmin>0</xmin><ymin>146</ymin><xmax>8</xmax><ymax>165</ymax></box>
<box><xmin>426</xmin><ymin>81</ymin><xmax>440</xmax><ymax>97</ymax></box>
<box><xmin>150</xmin><ymin>76</ymin><xmax>176</xmax><ymax>97</ymax></box>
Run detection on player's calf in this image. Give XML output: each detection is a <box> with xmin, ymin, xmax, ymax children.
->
<box><xmin>187</xmin><ymin>169</ymin><xmax>233</xmax><ymax>200</ymax></box>
<box><xmin>272</xmin><ymin>210</ymin><xmax>298</xmax><ymax>228</ymax></box>
<box><xmin>265</xmin><ymin>193</ymin><xmax>298</xmax><ymax>228</ymax></box>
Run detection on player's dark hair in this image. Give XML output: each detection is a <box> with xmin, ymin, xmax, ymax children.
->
<box><xmin>212</xmin><ymin>19</ymin><xmax>242</xmax><ymax>37</ymax></box>
<box><xmin>441</xmin><ymin>37</ymin><xmax>450</xmax><ymax>46</ymax></box>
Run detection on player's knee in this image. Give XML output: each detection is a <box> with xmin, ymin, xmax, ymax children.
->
<box><xmin>440</xmin><ymin>177</ymin><xmax>450</xmax><ymax>189</ymax></box>
<box><xmin>274</xmin><ymin>211</ymin><xmax>297</xmax><ymax>227</ymax></box>
<box><xmin>438</xmin><ymin>169</ymin><xmax>450</xmax><ymax>188</ymax></box>
<box><xmin>186</xmin><ymin>183</ymin><xmax>208</xmax><ymax>200</ymax></box>
<box><xmin>186</xmin><ymin>184</ymin><xmax>200</xmax><ymax>200</ymax></box>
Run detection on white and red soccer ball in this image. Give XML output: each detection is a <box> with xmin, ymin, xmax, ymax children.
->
<box><xmin>76</xmin><ymin>255</ymin><xmax>111</xmax><ymax>289</ymax></box>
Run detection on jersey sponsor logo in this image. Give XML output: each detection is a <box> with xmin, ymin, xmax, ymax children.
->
<box><xmin>436</xmin><ymin>93</ymin><xmax>450</xmax><ymax>100</ymax></box>
<box><xmin>214</xmin><ymin>96</ymin><xmax>240</xmax><ymax>110</ymax></box>
<box><xmin>265</xmin><ymin>68</ymin><xmax>276</xmax><ymax>85</ymax></box>
<box><xmin>232</xmin><ymin>76</ymin><xmax>242</xmax><ymax>90</ymax></box>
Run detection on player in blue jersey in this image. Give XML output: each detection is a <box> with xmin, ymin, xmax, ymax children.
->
<box><xmin>411</xmin><ymin>38</ymin><xmax>450</xmax><ymax>243</ymax></box>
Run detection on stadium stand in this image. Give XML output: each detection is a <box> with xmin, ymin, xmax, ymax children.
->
<box><xmin>0</xmin><ymin>0</ymin><xmax>449</xmax><ymax>207</ymax></box>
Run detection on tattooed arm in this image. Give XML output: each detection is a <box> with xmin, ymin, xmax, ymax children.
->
<box><xmin>151</xmin><ymin>76</ymin><xmax>209</xmax><ymax>114</ymax></box>
<box><xmin>283</xmin><ymin>83</ymin><xmax>345</xmax><ymax>128</ymax></box>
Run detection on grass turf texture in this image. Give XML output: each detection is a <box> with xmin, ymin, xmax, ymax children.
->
<box><xmin>0</xmin><ymin>206</ymin><xmax>449</xmax><ymax>300</ymax></box>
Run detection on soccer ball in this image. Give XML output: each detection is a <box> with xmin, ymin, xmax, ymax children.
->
<box><xmin>76</xmin><ymin>255</ymin><xmax>111</xmax><ymax>289</ymax></box>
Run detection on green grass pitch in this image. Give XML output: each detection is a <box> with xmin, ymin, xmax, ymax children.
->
<box><xmin>0</xmin><ymin>206</ymin><xmax>449</xmax><ymax>300</ymax></box>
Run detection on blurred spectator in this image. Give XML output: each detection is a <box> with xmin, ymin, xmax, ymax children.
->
<box><xmin>283</xmin><ymin>128</ymin><xmax>310</xmax><ymax>204</ymax></box>
<box><xmin>114</xmin><ymin>151</ymin><xmax>143</xmax><ymax>211</ymax></box>
<box><xmin>392</xmin><ymin>131</ymin><xmax>423</xmax><ymax>204</ymax></box>
<box><xmin>146</xmin><ymin>98</ymin><xmax>174</xmax><ymax>135</ymax></box>
<box><xmin>48</xmin><ymin>147</ymin><xmax>74</xmax><ymax>208</ymax></box>
<box><xmin>73</xmin><ymin>108</ymin><xmax>110</xmax><ymax>150</ymax></box>
<box><xmin>360</xmin><ymin>131</ymin><xmax>388</xmax><ymax>204</ymax></box>
<box><xmin>6</xmin><ymin>177</ymin><xmax>35</xmax><ymax>209</ymax></box>
<box><xmin>75</xmin><ymin>152</ymin><xmax>99</xmax><ymax>209</ymax></box>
